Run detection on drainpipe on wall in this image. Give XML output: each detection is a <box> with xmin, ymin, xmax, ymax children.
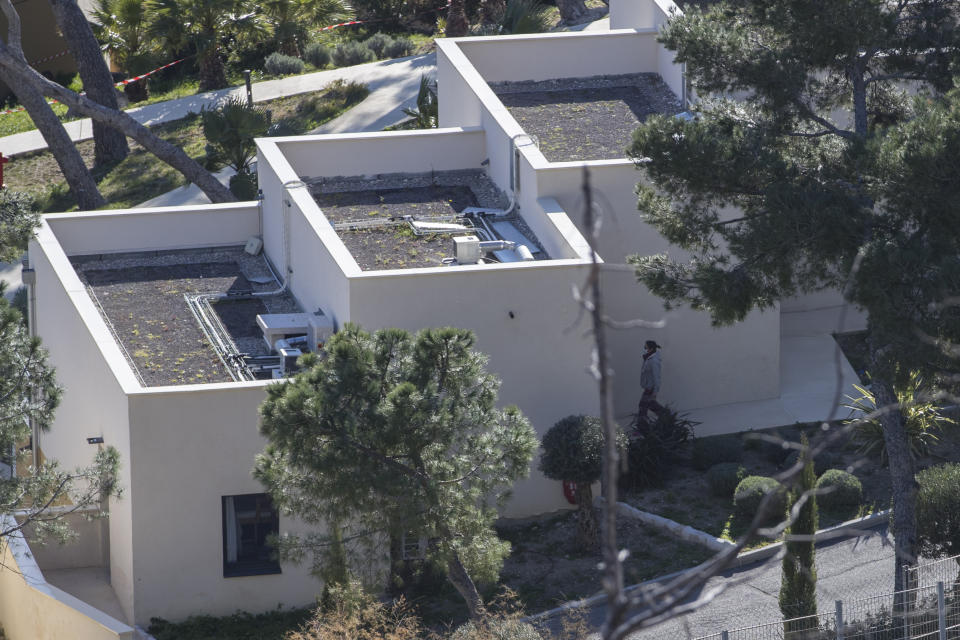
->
<box><xmin>20</xmin><ymin>258</ymin><xmax>38</xmax><ymax>472</ymax></box>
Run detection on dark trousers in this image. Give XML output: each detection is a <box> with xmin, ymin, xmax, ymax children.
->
<box><xmin>637</xmin><ymin>390</ymin><xmax>664</xmax><ymax>424</ymax></box>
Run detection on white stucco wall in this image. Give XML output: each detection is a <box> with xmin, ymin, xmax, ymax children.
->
<box><xmin>450</xmin><ymin>31</ymin><xmax>661</xmax><ymax>84</ymax></box>
<box><xmin>348</xmin><ymin>261</ymin><xmax>597</xmax><ymax>516</ymax></box>
<box><xmin>30</xmin><ymin>223</ymin><xmax>138</xmax><ymax>622</ymax></box>
<box><xmin>125</xmin><ymin>385</ymin><xmax>322</xmax><ymax>625</ymax></box>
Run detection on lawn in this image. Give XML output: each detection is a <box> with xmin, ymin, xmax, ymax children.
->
<box><xmin>3</xmin><ymin>80</ymin><xmax>368</xmax><ymax>212</ymax></box>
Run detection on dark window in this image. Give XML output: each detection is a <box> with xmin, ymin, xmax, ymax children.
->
<box><xmin>222</xmin><ymin>493</ymin><xmax>281</xmax><ymax>578</ymax></box>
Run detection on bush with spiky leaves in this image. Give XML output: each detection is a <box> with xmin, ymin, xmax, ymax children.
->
<box><xmin>201</xmin><ymin>96</ymin><xmax>272</xmax><ymax>176</ymax></box>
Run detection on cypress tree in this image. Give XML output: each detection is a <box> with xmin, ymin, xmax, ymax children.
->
<box><xmin>779</xmin><ymin>434</ymin><xmax>818</xmax><ymax>637</ymax></box>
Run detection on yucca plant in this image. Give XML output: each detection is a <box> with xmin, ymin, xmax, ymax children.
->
<box><xmin>844</xmin><ymin>371</ymin><xmax>954</xmax><ymax>466</ymax></box>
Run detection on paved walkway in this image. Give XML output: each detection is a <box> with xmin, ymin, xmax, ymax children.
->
<box><xmin>543</xmin><ymin>525</ymin><xmax>897</xmax><ymax>639</ymax></box>
<box><xmin>0</xmin><ymin>53</ymin><xmax>436</xmax><ymax>158</ymax></box>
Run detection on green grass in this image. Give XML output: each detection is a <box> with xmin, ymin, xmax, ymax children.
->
<box><xmin>5</xmin><ymin>81</ymin><xmax>368</xmax><ymax>212</ymax></box>
<box><xmin>148</xmin><ymin>607</ymin><xmax>312</xmax><ymax>640</ymax></box>
<box><xmin>0</xmin><ymin>102</ymin><xmax>72</xmax><ymax>138</ymax></box>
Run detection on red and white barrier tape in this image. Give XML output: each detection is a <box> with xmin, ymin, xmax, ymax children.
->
<box><xmin>30</xmin><ymin>48</ymin><xmax>71</xmax><ymax>66</ymax></box>
<box><xmin>115</xmin><ymin>57</ymin><xmax>188</xmax><ymax>86</ymax></box>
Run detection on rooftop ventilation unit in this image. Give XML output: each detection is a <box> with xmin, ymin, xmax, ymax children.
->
<box><xmin>257</xmin><ymin>313</ymin><xmax>310</xmax><ymax>350</ymax></box>
<box><xmin>454</xmin><ymin>235</ymin><xmax>482</xmax><ymax>264</ymax></box>
<box><xmin>273</xmin><ymin>339</ymin><xmax>303</xmax><ymax>377</ymax></box>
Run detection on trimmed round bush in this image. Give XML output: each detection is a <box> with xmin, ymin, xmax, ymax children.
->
<box><xmin>450</xmin><ymin>619</ymin><xmax>542</xmax><ymax>640</ymax></box>
<box><xmin>303</xmin><ymin>42</ymin><xmax>331</xmax><ymax>69</ymax></box>
<box><xmin>331</xmin><ymin>41</ymin><xmax>375</xmax><ymax>67</ymax></box>
<box><xmin>734</xmin><ymin>475</ymin><xmax>786</xmax><ymax>520</ymax></box>
<box><xmin>916</xmin><ymin>463</ymin><xmax>960</xmax><ymax>559</ymax></box>
<box><xmin>384</xmin><ymin>37</ymin><xmax>415</xmax><ymax>58</ymax></box>
<box><xmin>264</xmin><ymin>52</ymin><xmax>305</xmax><ymax>76</ymax></box>
<box><xmin>363</xmin><ymin>32</ymin><xmax>395</xmax><ymax>58</ymax></box>
<box><xmin>692</xmin><ymin>435</ymin><xmax>743</xmax><ymax>471</ymax></box>
<box><xmin>815</xmin><ymin>469</ymin><xmax>862</xmax><ymax>514</ymax></box>
<box><xmin>539</xmin><ymin>415</ymin><xmax>602</xmax><ymax>485</ymax></box>
<box><xmin>229</xmin><ymin>171</ymin><xmax>258</xmax><ymax>200</ymax></box>
<box><xmin>706</xmin><ymin>462</ymin><xmax>747</xmax><ymax>498</ymax></box>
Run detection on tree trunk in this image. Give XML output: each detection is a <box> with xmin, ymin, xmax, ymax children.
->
<box><xmin>446</xmin><ymin>551</ymin><xmax>485</xmax><ymax>620</ymax></box>
<box><xmin>556</xmin><ymin>0</ymin><xmax>589</xmax><ymax>24</ymax></box>
<box><xmin>575</xmin><ymin>481</ymin><xmax>599</xmax><ymax>550</ymax></box>
<box><xmin>0</xmin><ymin>53</ymin><xmax>235</xmax><ymax>203</ymax></box>
<box><xmin>0</xmin><ymin>69</ymin><xmax>106</xmax><ymax>209</ymax></box>
<box><xmin>482</xmin><ymin>0</ymin><xmax>505</xmax><ymax>24</ymax></box>
<box><xmin>446</xmin><ymin>0</ymin><xmax>469</xmax><ymax>37</ymax></box>
<box><xmin>48</xmin><ymin>0</ymin><xmax>129</xmax><ymax>166</ymax></box>
<box><xmin>872</xmin><ymin>373</ymin><xmax>918</xmax><ymax>620</ymax></box>
<box><xmin>199</xmin><ymin>46</ymin><xmax>227</xmax><ymax>91</ymax></box>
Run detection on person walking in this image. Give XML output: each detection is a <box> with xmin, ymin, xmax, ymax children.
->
<box><xmin>638</xmin><ymin>340</ymin><xmax>663</xmax><ymax>422</ymax></box>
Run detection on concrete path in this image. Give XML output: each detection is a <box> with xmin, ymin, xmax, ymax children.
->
<box><xmin>0</xmin><ymin>260</ymin><xmax>21</xmax><ymax>299</ymax></box>
<box><xmin>0</xmin><ymin>53</ymin><xmax>436</xmax><ymax>158</ymax></box>
<box><xmin>544</xmin><ymin>526</ymin><xmax>897</xmax><ymax>639</ymax></box>
<box><xmin>133</xmin><ymin>53</ymin><xmax>436</xmax><ymax>208</ymax></box>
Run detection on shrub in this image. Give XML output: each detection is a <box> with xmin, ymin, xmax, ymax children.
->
<box><xmin>264</xmin><ymin>52</ymin><xmax>305</xmax><ymax>76</ymax></box>
<box><xmin>706</xmin><ymin>462</ymin><xmax>747</xmax><ymax>498</ymax></box>
<box><xmin>331</xmin><ymin>41</ymin><xmax>375</xmax><ymax>67</ymax></box>
<box><xmin>815</xmin><ymin>469</ymin><xmax>862</xmax><ymax>514</ymax></box>
<box><xmin>916</xmin><ymin>463</ymin><xmax>960</xmax><ymax>559</ymax></box>
<box><xmin>499</xmin><ymin>0</ymin><xmax>552</xmax><ymax>34</ymax></box>
<box><xmin>303</xmin><ymin>43</ymin><xmax>332</xmax><ymax>69</ymax></box>
<box><xmin>229</xmin><ymin>171</ymin><xmax>258</xmax><ymax>200</ymax></box>
<box><xmin>621</xmin><ymin>405</ymin><xmax>696</xmax><ymax>491</ymax></box>
<box><xmin>692</xmin><ymin>435</ymin><xmax>743</xmax><ymax>471</ymax></box>
<box><xmin>384</xmin><ymin>37</ymin><xmax>415</xmax><ymax>58</ymax></box>
<box><xmin>743</xmin><ymin>429</ymin><xmax>791</xmax><ymax>465</ymax></box>
<box><xmin>364</xmin><ymin>32</ymin><xmax>395</xmax><ymax>58</ymax></box>
<box><xmin>325</xmin><ymin>79</ymin><xmax>369</xmax><ymax>107</ymax></box>
<box><xmin>450</xmin><ymin>619</ymin><xmax>542</xmax><ymax>640</ymax></box>
<box><xmin>287</xmin><ymin>582</ymin><xmax>424</xmax><ymax>640</ymax></box>
<box><xmin>734</xmin><ymin>476</ymin><xmax>785</xmax><ymax>521</ymax></box>
<box><xmin>201</xmin><ymin>96</ymin><xmax>271</xmax><ymax>174</ymax></box>
<box><xmin>539</xmin><ymin>415</ymin><xmax>603</xmax><ymax>548</ymax></box>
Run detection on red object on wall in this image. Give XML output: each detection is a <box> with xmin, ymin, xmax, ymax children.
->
<box><xmin>562</xmin><ymin>480</ymin><xmax>577</xmax><ymax>505</ymax></box>
<box><xmin>0</xmin><ymin>153</ymin><xmax>8</xmax><ymax>189</ymax></box>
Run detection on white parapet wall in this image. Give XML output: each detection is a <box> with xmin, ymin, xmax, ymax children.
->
<box><xmin>0</xmin><ymin>517</ymin><xmax>134</xmax><ymax>640</ymax></box>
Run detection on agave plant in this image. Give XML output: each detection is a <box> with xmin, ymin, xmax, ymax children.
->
<box><xmin>844</xmin><ymin>371</ymin><xmax>954</xmax><ymax>466</ymax></box>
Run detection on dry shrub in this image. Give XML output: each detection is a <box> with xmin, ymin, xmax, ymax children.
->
<box><xmin>286</xmin><ymin>582</ymin><xmax>423</xmax><ymax>640</ymax></box>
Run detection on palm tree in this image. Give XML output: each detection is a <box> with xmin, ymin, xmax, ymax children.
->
<box><xmin>499</xmin><ymin>0</ymin><xmax>551</xmax><ymax>34</ymax></box>
<box><xmin>401</xmin><ymin>75</ymin><xmax>437</xmax><ymax>129</ymax></box>
<box><xmin>93</xmin><ymin>0</ymin><xmax>154</xmax><ymax>102</ymax></box>
<box><xmin>260</xmin><ymin>0</ymin><xmax>351</xmax><ymax>58</ymax></box>
<box><xmin>146</xmin><ymin>0</ymin><xmax>267</xmax><ymax>91</ymax></box>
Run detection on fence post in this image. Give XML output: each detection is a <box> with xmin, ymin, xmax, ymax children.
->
<box><xmin>836</xmin><ymin>600</ymin><xmax>844</xmax><ymax>640</ymax></box>
<box><xmin>721</xmin><ymin>631</ymin><xmax>729</xmax><ymax>640</ymax></box>
<box><xmin>938</xmin><ymin>582</ymin><xmax>946</xmax><ymax>640</ymax></box>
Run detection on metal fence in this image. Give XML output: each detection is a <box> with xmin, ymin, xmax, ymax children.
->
<box><xmin>695</xmin><ymin>555</ymin><xmax>960</xmax><ymax>640</ymax></box>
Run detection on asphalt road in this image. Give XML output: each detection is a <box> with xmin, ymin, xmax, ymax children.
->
<box><xmin>543</xmin><ymin>525</ymin><xmax>898</xmax><ymax>639</ymax></box>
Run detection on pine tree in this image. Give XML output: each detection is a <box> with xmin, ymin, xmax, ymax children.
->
<box><xmin>254</xmin><ymin>325</ymin><xmax>538</xmax><ymax>620</ymax></box>
<box><xmin>628</xmin><ymin>0</ymin><xmax>960</xmax><ymax>597</ymax></box>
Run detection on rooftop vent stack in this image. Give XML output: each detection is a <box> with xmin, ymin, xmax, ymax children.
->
<box><xmin>308</xmin><ymin>310</ymin><xmax>335</xmax><ymax>352</ymax></box>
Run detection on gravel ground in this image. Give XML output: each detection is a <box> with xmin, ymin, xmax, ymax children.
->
<box><xmin>492</xmin><ymin>73</ymin><xmax>682</xmax><ymax>162</ymax></box>
<box><xmin>72</xmin><ymin>247</ymin><xmax>300</xmax><ymax>386</ymax></box>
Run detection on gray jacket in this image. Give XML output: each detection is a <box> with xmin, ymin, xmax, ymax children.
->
<box><xmin>640</xmin><ymin>350</ymin><xmax>661</xmax><ymax>394</ymax></box>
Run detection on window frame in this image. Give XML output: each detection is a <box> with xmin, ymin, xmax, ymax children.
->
<box><xmin>221</xmin><ymin>493</ymin><xmax>282</xmax><ymax>578</ymax></box>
